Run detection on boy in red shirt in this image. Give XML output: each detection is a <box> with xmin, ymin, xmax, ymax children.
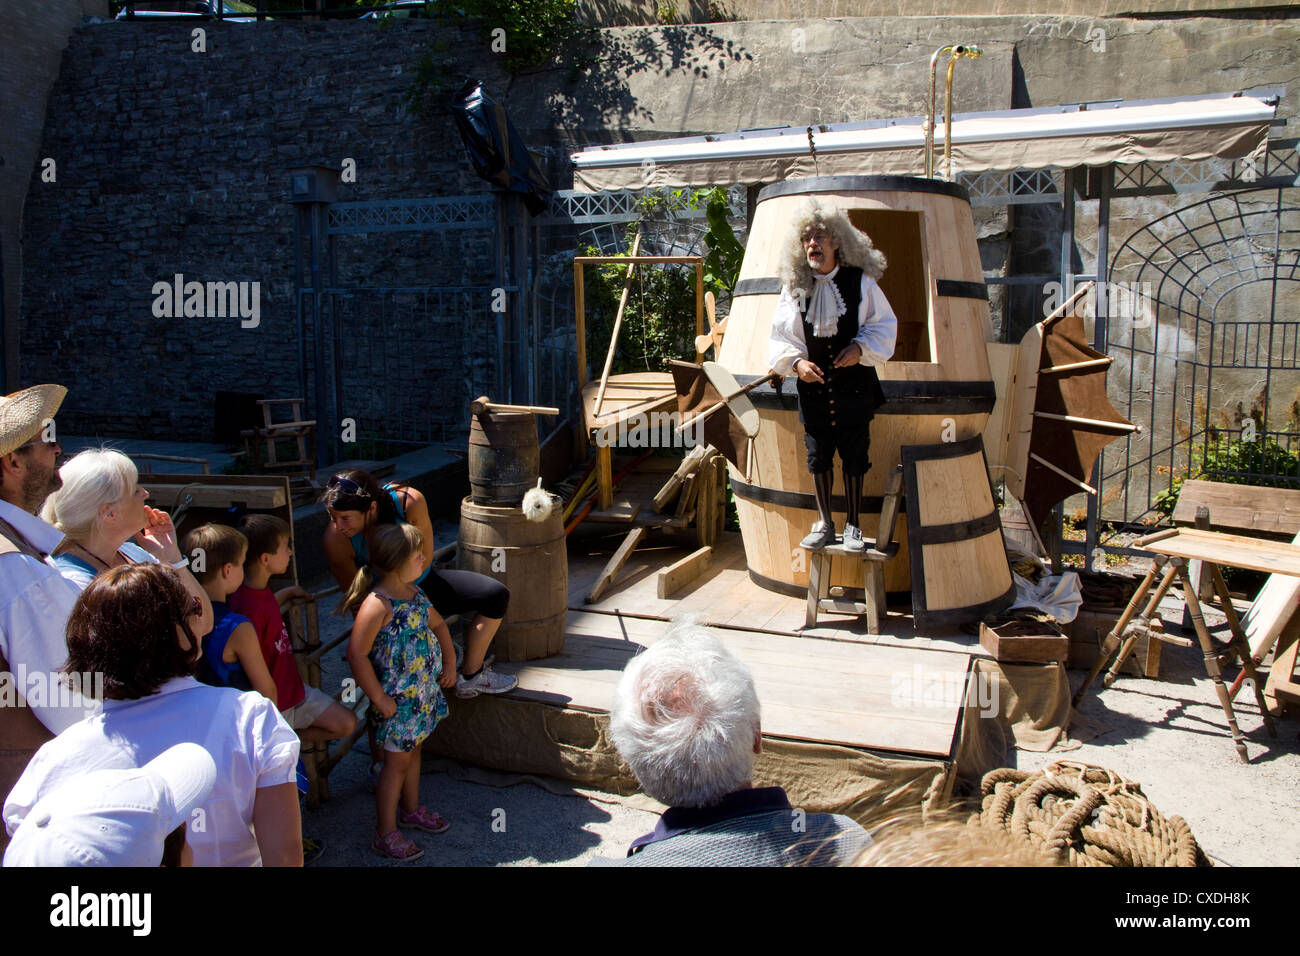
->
<box><xmin>230</xmin><ymin>515</ymin><xmax>356</xmax><ymax>745</ymax></box>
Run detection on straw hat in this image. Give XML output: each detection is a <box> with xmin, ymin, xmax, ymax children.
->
<box><xmin>0</xmin><ymin>384</ymin><xmax>66</xmax><ymax>458</ymax></box>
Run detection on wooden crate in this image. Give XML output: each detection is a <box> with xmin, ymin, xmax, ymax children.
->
<box><xmin>979</xmin><ymin>620</ymin><xmax>1069</xmax><ymax>663</ymax></box>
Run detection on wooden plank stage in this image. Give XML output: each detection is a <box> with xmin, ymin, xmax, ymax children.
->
<box><xmin>566</xmin><ymin>530</ymin><xmax>986</xmax><ymax>655</ymax></box>
<box><xmin>484</xmin><ymin>531</ymin><xmax>980</xmax><ymax>760</ymax></box>
<box><xmin>490</xmin><ymin>610</ymin><xmax>971</xmax><ymax>759</ymax></box>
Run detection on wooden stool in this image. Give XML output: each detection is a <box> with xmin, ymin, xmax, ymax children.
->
<box><xmin>804</xmin><ymin>466</ymin><xmax>903</xmax><ymax>634</ymax></box>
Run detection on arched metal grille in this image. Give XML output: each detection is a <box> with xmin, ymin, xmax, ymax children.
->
<box><xmin>1099</xmin><ymin>187</ymin><xmax>1300</xmax><ymax>533</ymax></box>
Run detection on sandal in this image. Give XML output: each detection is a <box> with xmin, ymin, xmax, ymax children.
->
<box><xmin>399</xmin><ymin>805</ymin><xmax>451</xmax><ymax>834</ymax></box>
<box><xmin>371</xmin><ymin>829</ymin><xmax>424</xmax><ymax>862</ymax></box>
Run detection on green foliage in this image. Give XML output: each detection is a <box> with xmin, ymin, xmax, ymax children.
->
<box><xmin>1153</xmin><ymin>435</ymin><xmax>1300</xmax><ymax>517</ymax></box>
<box><xmin>635</xmin><ymin>187</ymin><xmax>744</xmax><ymax>298</ymax></box>
<box><xmin>698</xmin><ymin>188</ymin><xmax>745</xmax><ymax>296</ymax></box>
<box><xmin>582</xmin><ymin>244</ymin><xmax>696</xmax><ymax>376</ymax></box>
<box><xmin>578</xmin><ymin>187</ymin><xmax>744</xmax><ymax>378</ymax></box>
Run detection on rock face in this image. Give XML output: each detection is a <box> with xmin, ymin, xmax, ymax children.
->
<box><xmin>14</xmin><ymin>13</ymin><xmax>1298</xmax><ymax>453</ymax></box>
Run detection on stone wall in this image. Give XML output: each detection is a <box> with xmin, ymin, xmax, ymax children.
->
<box><xmin>20</xmin><ymin>20</ymin><xmax>516</xmax><ymax>441</ymax></box>
<box><xmin>0</xmin><ymin>0</ymin><xmax>108</xmax><ymax>392</ymax></box>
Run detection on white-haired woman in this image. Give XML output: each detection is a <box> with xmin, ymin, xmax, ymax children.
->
<box><xmin>768</xmin><ymin>199</ymin><xmax>897</xmax><ymax>552</ymax></box>
<box><xmin>42</xmin><ymin>449</ymin><xmax>212</xmax><ymax>635</ymax></box>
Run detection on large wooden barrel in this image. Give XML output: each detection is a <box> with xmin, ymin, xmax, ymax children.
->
<box><xmin>901</xmin><ymin>436</ymin><xmax>1014</xmax><ymax>627</ymax></box>
<box><xmin>468</xmin><ymin>411</ymin><xmax>539</xmax><ymax>505</ymax></box>
<box><xmin>457</xmin><ymin>497</ymin><xmax>566</xmax><ymax>661</ymax></box>
<box><xmin>716</xmin><ymin>175</ymin><xmax>996</xmax><ymax>599</ymax></box>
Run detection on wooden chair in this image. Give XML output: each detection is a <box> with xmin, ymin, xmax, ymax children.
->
<box><xmin>241</xmin><ymin>398</ymin><xmax>317</xmax><ymax>498</ymax></box>
<box><xmin>804</xmin><ymin>465</ymin><xmax>904</xmax><ymax>634</ymax></box>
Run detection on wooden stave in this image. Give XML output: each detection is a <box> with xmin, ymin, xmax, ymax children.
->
<box><xmin>901</xmin><ymin>436</ymin><xmax>1015</xmax><ymax>628</ymax></box>
<box><xmin>457</xmin><ymin>497</ymin><xmax>567</xmax><ymax>661</ymax></box>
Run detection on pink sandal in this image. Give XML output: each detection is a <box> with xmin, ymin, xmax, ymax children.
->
<box><xmin>399</xmin><ymin>806</ymin><xmax>451</xmax><ymax>834</ymax></box>
<box><xmin>371</xmin><ymin>829</ymin><xmax>424</xmax><ymax>861</ymax></box>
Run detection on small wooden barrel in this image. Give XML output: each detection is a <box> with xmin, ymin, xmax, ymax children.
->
<box><xmin>468</xmin><ymin>411</ymin><xmax>539</xmax><ymax>505</ymax></box>
<box><xmin>457</xmin><ymin>497</ymin><xmax>566</xmax><ymax>661</ymax></box>
<box><xmin>901</xmin><ymin>436</ymin><xmax>1014</xmax><ymax>628</ymax></box>
<box><xmin>717</xmin><ymin>175</ymin><xmax>997</xmax><ymax>597</ymax></box>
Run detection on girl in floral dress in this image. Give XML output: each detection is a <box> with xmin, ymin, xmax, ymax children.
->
<box><xmin>342</xmin><ymin>523</ymin><xmax>454</xmax><ymax>861</ymax></box>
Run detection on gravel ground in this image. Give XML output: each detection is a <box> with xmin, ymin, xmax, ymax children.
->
<box><xmin>1027</xmin><ymin>616</ymin><xmax>1300</xmax><ymax>867</ymax></box>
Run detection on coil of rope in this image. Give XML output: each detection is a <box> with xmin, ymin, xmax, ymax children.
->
<box><xmin>971</xmin><ymin>761</ymin><xmax>1210</xmax><ymax>867</ymax></box>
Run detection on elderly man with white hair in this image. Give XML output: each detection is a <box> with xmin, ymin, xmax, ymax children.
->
<box><xmin>608</xmin><ymin>625</ymin><xmax>871</xmax><ymax>866</ymax></box>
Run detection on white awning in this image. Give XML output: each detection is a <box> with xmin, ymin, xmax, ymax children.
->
<box><xmin>571</xmin><ymin>91</ymin><xmax>1279</xmax><ymax>193</ymax></box>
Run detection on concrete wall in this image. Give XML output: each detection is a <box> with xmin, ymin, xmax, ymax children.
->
<box><xmin>0</xmin><ymin>0</ymin><xmax>108</xmax><ymax>393</ymax></box>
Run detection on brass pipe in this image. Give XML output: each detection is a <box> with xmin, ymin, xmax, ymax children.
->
<box><xmin>926</xmin><ymin>44</ymin><xmax>983</xmax><ymax>180</ymax></box>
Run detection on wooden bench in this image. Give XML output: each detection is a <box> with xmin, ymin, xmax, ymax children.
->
<box><xmin>803</xmin><ymin>466</ymin><xmax>903</xmax><ymax>635</ymax></box>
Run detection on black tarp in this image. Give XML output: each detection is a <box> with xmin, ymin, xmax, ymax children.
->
<box><xmin>451</xmin><ymin>80</ymin><xmax>552</xmax><ymax>216</ymax></box>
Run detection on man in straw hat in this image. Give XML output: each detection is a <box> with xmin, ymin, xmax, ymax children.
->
<box><xmin>769</xmin><ymin>200</ymin><xmax>897</xmax><ymax>551</ymax></box>
<box><xmin>0</xmin><ymin>385</ymin><xmax>95</xmax><ymax>841</ymax></box>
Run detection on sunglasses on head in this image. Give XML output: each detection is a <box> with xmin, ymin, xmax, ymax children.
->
<box><xmin>326</xmin><ymin>475</ymin><xmax>372</xmax><ymax>500</ymax></box>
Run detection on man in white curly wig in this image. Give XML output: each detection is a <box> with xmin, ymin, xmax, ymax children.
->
<box><xmin>769</xmin><ymin>199</ymin><xmax>897</xmax><ymax>551</ymax></box>
<box><xmin>605</xmin><ymin>622</ymin><xmax>871</xmax><ymax>866</ymax></box>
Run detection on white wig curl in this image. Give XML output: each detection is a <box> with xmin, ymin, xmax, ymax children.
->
<box><xmin>779</xmin><ymin>198</ymin><xmax>887</xmax><ymax>301</ymax></box>
<box><xmin>609</xmin><ymin>619</ymin><xmax>761</xmax><ymax>808</ymax></box>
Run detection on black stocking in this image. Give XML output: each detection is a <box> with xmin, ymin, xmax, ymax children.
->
<box><xmin>812</xmin><ymin>470</ymin><xmax>835</xmax><ymax>527</ymax></box>
<box><xmin>843</xmin><ymin>470</ymin><xmax>864</xmax><ymax>529</ymax></box>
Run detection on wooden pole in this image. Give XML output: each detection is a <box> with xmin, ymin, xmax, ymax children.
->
<box><xmin>575</xmin><ymin>262</ymin><xmax>586</xmax><ymax>389</ymax></box>
<box><xmin>1041</xmin><ymin>280</ymin><xmax>1095</xmax><ymax>330</ymax></box>
<box><xmin>1040</xmin><ymin>356</ymin><xmax>1114</xmax><ymax>374</ymax></box>
<box><xmin>1032</xmin><ymin>410</ymin><xmax>1140</xmax><ymax>432</ymax></box>
<box><xmin>593</xmin><ymin>232</ymin><xmax>643</xmax><ymax>417</ymax></box>
<box><xmin>675</xmin><ymin>373</ymin><xmax>778</xmax><ymax>434</ymax></box>
<box><xmin>1029</xmin><ymin>452</ymin><xmax>1097</xmax><ymax>495</ymax></box>
<box><xmin>695</xmin><ymin>262</ymin><xmax>704</xmax><ymax>341</ymax></box>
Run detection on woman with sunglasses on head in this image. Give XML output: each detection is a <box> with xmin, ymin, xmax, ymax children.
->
<box><xmin>1</xmin><ymin>564</ymin><xmax>303</xmax><ymax>866</ymax></box>
<box><xmin>42</xmin><ymin>448</ymin><xmax>213</xmax><ymax>637</ymax></box>
<box><xmin>321</xmin><ymin>470</ymin><xmax>516</xmax><ymax>699</ymax></box>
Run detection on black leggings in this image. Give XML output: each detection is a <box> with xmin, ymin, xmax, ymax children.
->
<box><xmin>419</xmin><ymin>568</ymin><xmax>509</xmax><ymax>621</ymax></box>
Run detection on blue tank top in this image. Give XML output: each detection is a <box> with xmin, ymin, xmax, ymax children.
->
<box><xmin>196</xmin><ymin>602</ymin><xmax>254</xmax><ymax>692</ymax></box>
<box><xmin>348</xmin><ymin>484</ymin><xmax>431</xmax><ymax>585</ymax></box>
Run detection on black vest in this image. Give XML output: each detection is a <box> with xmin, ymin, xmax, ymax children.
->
<box><xmin>795</xmin><ymin>265</ymin><xmax>886</xmax><ymax>422</ymax></box>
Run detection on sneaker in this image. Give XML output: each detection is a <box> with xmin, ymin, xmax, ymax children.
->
<box><xmin>371</xmin><ymin>829</ymin><xmax>424</xmax><ymax>862</ymax></box>
<box><xmin>399</xmin><ymin>806</ymin><xmax>451</xmax><ymax>834</ymax></box>
<box><xmin>842</xmin><ymin>523</ymin><xmax>865</xmax><ymax>553</ymax></box>
<box><xmin>800</xmin><ymin>520</ymin><xmax>836</xmax><ymax>549</ymax></box>
<box><xmin>303</xmin><ymin>836</ymin><xmax>326</xmax><ymax>866</ymax></box>
<box><xmin>455</xmin><ymin>664</ymin><xmax>518</xmax><ymax>699</ymax></box>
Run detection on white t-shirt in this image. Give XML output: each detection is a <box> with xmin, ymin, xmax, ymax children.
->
<box><xmin>0</xmin><ymin>498</ymin><xmax>98</xmax><ymax>733</ymax></box>
<box><xmin>3</xmin><ymin>677</ymin><xmax>299</xmax><ymax>867</ymax></box>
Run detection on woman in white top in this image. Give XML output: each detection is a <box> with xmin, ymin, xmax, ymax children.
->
<box><xmin>2</xmin><ymin>563</ymin><xmax>302</xmax><ymax>866</ymax></box>
<box><xmin>42</xmin><ymin>448</ymin><xmax>211</xmax><ymax>635</ymax></box>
